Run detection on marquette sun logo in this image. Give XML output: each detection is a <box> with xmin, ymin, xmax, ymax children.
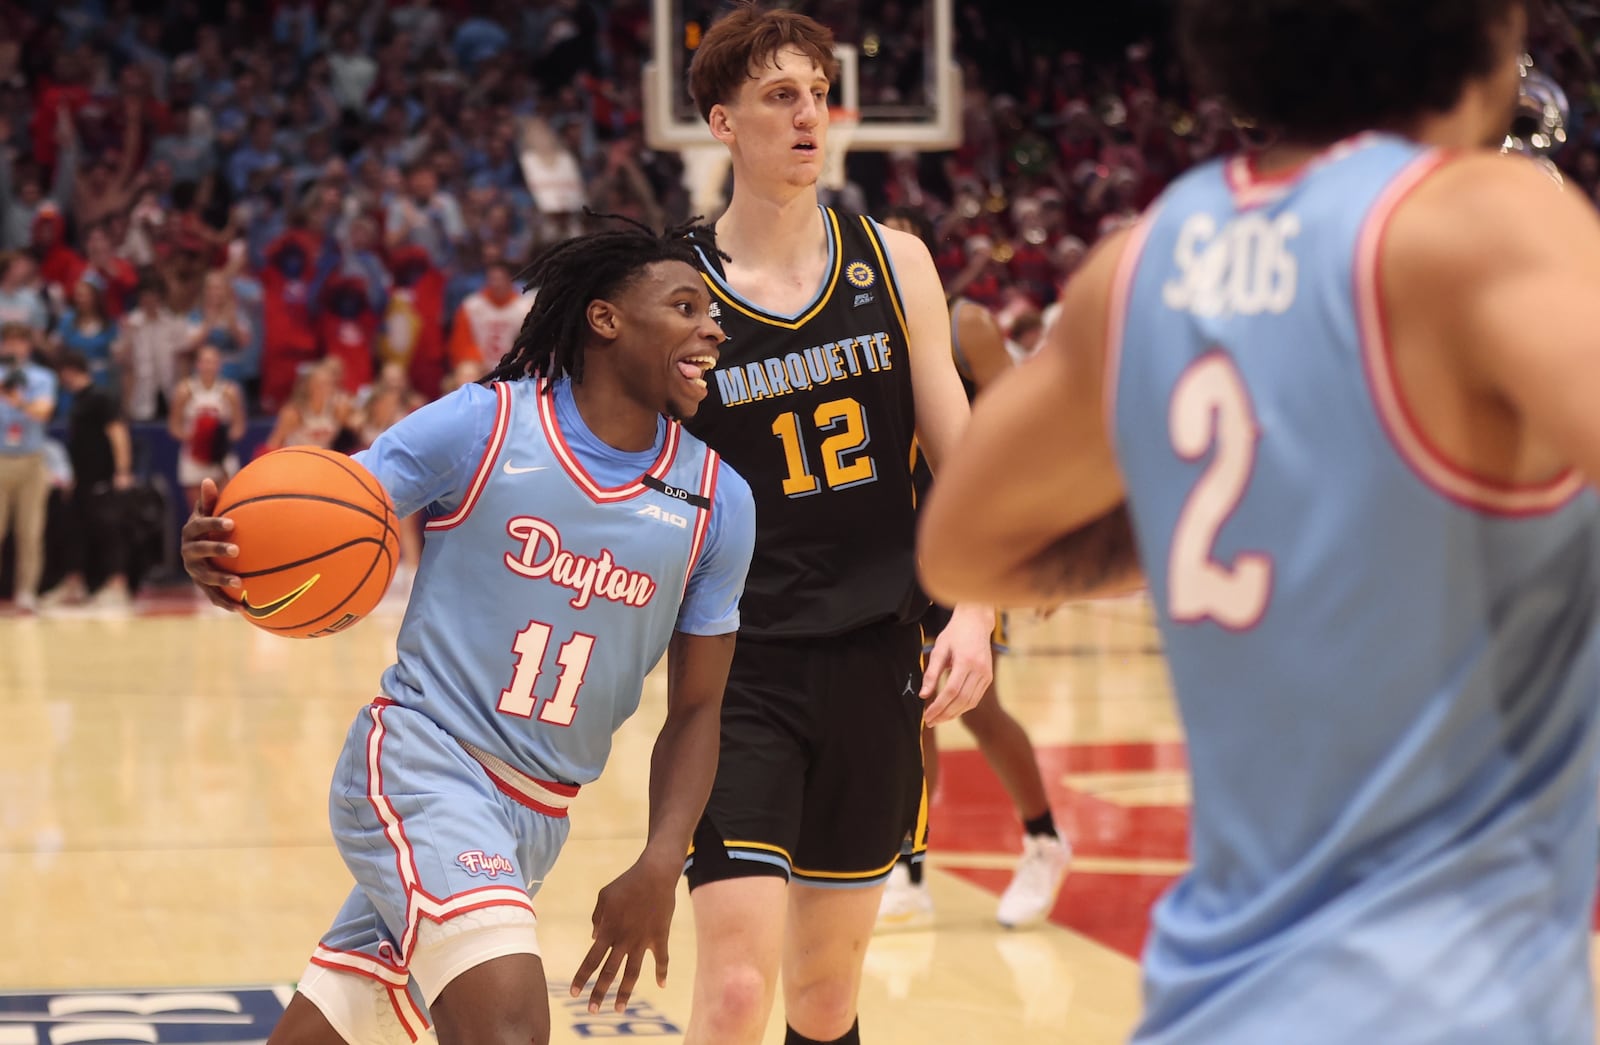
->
<box><xmin>845</xmin><ymin>260</ymin><xmax>876</xmax><ymax>289</ymax></box>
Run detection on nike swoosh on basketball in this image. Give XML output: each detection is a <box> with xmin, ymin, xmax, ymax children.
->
<box><xmin>503</xmin><ymin>462</ymin><xmax>547</xmax><ymax>475</ymax></box>
<box><xmin>239</xmin><ymin>574</ymin><xmax>320</xmax><ymax>620</ymax></box>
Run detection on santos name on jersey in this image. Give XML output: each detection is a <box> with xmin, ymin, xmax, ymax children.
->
<box><xmin>352</xmin><ymin>377</ymin><xmax>755</xmax><ymax>788</ymax></box>
<box><xmin>1113</xmin><ymin>134</ymin><xmax>1600</xmax><ymax>1043</ymax></box>
<box><xmin>686</xmin><ymin>207</ymin><xmax>924</xmax><ymax>639</ymax></box>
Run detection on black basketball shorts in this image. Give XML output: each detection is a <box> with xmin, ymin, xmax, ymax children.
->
<box><xmin>686</xmin><ymin>620</ymin><xmax>928</xmax><ymax>889</ymax></box>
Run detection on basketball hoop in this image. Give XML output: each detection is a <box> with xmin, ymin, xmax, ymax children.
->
<box><xmin>823</xmin><ymin>108</ymin><xmax>860</xmax><ymax>192</ymax></box>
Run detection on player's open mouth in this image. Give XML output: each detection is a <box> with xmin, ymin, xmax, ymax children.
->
<box><xmin>794</xmin><ymin>139</ymin><xmax>818</xmax><ymax>153</ymax></box>
<box><xmin>676</xmin><ymin>355</ymin><xmax>718</xmax><ymax>390</ymax></box>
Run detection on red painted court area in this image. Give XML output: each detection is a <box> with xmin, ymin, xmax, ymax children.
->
<box><xmin>928</xmin><ymin>740</ymin><xmax>1600</xmax><ymax>957</ymax></box>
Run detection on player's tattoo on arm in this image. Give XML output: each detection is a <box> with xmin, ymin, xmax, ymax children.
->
<box><xmin>1026</xmin><ymin>504</ymin><xmax>1140</xmax><ymax>601</ymax></box>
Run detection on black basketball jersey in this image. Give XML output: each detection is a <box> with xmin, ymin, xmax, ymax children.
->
<box><xmin>685</xmin><ymin>208</ymin><xmax>927</xmax><ymax>639</ymax></box>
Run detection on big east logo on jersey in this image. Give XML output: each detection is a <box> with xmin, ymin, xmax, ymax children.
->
<box><xmin>503</xmin><ymin>516</ymin><xmax>658</xmax><ymax>609</ymax></box>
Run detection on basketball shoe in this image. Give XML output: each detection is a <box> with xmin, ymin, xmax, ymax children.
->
<box><xmin>875</xmin><ymin>861</ymin><xmax>934</xmax><ymax>932</ymax></box>
<box><xmin>996</xmin><ymin>833</ymin><xmax>1072</xmax><ymax>929</ymax></box>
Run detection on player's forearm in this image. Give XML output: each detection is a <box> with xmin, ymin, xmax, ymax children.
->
<box><xmin>925</xmin><ymin>503</ymin><xmax>1143</xmax><ymax>607</ymax></box>
<box><xmin>949</xmin><ymin>600</ymin><xmax>995</xmax><ymax>632</ymax></box>
<box><xmin>108</xmin><ymin>422</ymin><xmax>133</xmax><ymax>476</ymax></box>
<box><xmin>639</xmin><ymin>697</ymin><xmax>722</xmax><ymax>872</ymax></box>
<box><xmin>1013</xmin><ymin>504</ymin><xmax>1143</xmax><ymax>604</ymax></box>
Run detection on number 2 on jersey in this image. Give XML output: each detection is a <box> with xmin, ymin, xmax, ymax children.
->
<box><xmin>497</xmin><ymin>620</ymin><xmax>596</xmax><ymax>726</ymax></box>
<box><xmin>771</xmin><ymin>396</ymin><xmax>877</xmax><ymax>498</ymax></box>
<box><xmin>1168</xmin><ymin>354</ymin><xmax>1272</xmax><ymax>628</ymax></box>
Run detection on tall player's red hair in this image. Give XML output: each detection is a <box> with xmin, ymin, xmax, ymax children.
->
<box><xmin>687</xmin><ymin>1</ymin><xmax>841</xmax><ymax>122</ymax></box>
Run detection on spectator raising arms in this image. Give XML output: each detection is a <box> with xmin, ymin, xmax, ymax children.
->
<box><xmin>185</xmin><ymin>270</ymin><xmax>253</xmax><ymax>376</ymax></box>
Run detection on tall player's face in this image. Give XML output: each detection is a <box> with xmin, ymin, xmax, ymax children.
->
<box><xmin>714</xmin><ymin>46</ymin><xmax>830</xmax><ymax>188</ymax></box>
<box><xmin>603</xmin><ymin>261</ymin><xmax>725</xmax><ymax>420</ymax></box>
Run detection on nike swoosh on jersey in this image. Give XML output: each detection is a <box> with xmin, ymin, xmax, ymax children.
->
<box><xmin>239</xmin><ymin>574</ymin><xmax>320</xmax><ymax>620</ymax></box>
<box><xmin>503</xmin><ymin>462</ymin><xmax>547</xmax><ymax>475</ymax></box>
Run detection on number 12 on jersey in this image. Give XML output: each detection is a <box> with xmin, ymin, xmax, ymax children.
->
<box><xmin>497</xmin><ymin>620</ymin><xmax>596</xmax><ymax>726</ymax></box>
<box><xmin>771</xmin><ymin>396</ymin><xmax>877</xmax><ymax>497</ymax></box>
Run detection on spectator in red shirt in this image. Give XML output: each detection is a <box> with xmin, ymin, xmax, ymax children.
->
<box><xmin>317</xmin><ymin>273</ymin><xmax>378</xmax><ymax>396</ymax></box>
<box><xmin>27</xmin><ymin>53</ymin><xmax>89</xmax><ymax>175</ymax></box>
<box><xmin>81</xmin><ymin>223</ymin><xmax>138</xmax><ymax>319</ymax></box>
<box><xmin>378</xmin><ymin>244</ymin><xmax>447</xmax><ymax>400</ymax></box>
<box><xmin>30</xmin><ymin>203</ymin><xmax>84</xmax><ymax>298</ymax></box>
<box><xmin>258</xmin><ymin>228</ymin><xmax>320</xmax><ymax>413</ymax></box>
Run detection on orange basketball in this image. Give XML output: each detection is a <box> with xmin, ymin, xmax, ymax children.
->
<box><xmin>211</xmin><ymin>447</ymin><xmax>400</xmax><ymax>639</ymax></box>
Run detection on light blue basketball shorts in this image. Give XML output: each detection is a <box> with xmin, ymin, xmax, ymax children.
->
<box><xmin>299</xmin><ymin>698</ymin><xmax>576</xmax><ymax>1042</ymax></box>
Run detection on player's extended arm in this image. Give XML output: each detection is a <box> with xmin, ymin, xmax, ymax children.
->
<box><xmin>1413</xmin><ymin>154</ymin><xmax>1600</xmax><ymax>488</ymax></box>
<box><xmin>883</xmin><ymin>226</ymin><xmax>967</xmax><ymax>475</ymax></box>
<box><xmin>184</xmin><ymin>386</ymin><xmax>495</xmax><ymax>602</ymax></box>
<box><xmin>648</xmin><ymin>630</ymin><xmax>735</xmax><ymax>870</ymax></box>
<box><xmin>953</xmin><ymin>300</ymin><xmax>1013</xmax><ymax>392</ymax></box>
<box><xmin>919</xmin><ymin>228</ymin><xmax>1144</xmax><ymax>608</ymax></box>
<box><xmin>571</xmin><ymin>630</ymin><xmax>736</xmax><ymax>1015</ymax></box>
<box><xmin>880</xmin><ymin>225</ymin><xmax>994</xmax><ymax>721</ymax></box>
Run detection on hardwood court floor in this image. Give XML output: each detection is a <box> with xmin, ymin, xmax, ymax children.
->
<box><xmin>2</xmin><ymin>592</ymin><xmax>1594</xmax><ymax>1043</ymax></box>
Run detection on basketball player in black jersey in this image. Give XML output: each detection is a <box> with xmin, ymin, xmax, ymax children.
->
<box><xmin>872</xmin><ymin>208</ymin><xmax>1072</xmax><ymax>933</ymax></box>
<box><xmin>674</xmin><ymin>6</ymin><xmax>994</xmax><ymax>1044</ymax></box>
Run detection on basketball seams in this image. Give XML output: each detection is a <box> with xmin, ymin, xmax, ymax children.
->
<box><xmin>231</xmin><ymin>536</ymin><xmax>389</xmax><ymax>578</ymax></box>
<box><xmin>272</xmin><ymin>446</ymin><xmax>402</xmax><ymax>545</ymax></box>
<box><xmin>277</xmin><ymin>446</ymin><xmax>387</xmax><ymax>504</ymax></box>
<box><xmin>261</xmin><ymin>539</ymin><xmax>395</xmax><ymax>634</ymax></box>
<box><xmin>222</xmin><ymin>448</ymin><xmax>400</xmax><ymax>545</ymax></box>
<box><xmin>223</xmin><ymin>491</ymin><xmax>391</xmax><ymax>527</ymax></box>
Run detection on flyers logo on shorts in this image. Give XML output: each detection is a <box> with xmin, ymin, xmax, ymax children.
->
<box><xmin>845</xmin><ymin>260</ymin><xmax>876</xmax><ymax>289</ymax></box>
<box><xmin>458</xmin><ymin>850</ymin><xmax>516</xmax><ymax>878</ymax></box>
<box><xmin>239</xmin><ymin>574</ymin><xmax>320</xmax><ymax>620</ymax></box>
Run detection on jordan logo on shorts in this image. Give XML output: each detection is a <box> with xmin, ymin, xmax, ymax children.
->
<box><xmin>457</xmin><ymin>849</ymin><xmax>516</xmax><ymax>878</ymax></box>
<box><xmin>902</xmin><ymin>673</ymin><xmax>918</xmax><ymax>697</ymax></box>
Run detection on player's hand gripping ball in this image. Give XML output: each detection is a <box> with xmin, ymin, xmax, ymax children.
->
<box><xmin>210</xmin><ymin>447</ymin><xmax>401</xmax><ymax>638</ymax></box>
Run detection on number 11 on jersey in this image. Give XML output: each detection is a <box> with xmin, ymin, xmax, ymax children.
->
<box><xmin>497</xmin><ymin>620</ymin><xmax>596</xmax><ymax>726</ymax></box>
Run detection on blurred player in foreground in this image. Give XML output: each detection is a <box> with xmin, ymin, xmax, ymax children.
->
<box><xmin>921</xmin><ymin>0</ymin><xmax>1600</xmax><ymax>1040</ymax></box>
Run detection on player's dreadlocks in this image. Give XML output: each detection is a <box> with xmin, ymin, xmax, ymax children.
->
<box><xmin>482</xmin><ymin>213</ymin><xmax>719</xmax><ymax>386</ymax></box>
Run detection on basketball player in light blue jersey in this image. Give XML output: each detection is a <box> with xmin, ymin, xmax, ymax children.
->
<box><xmin>182</xmin><ymin>222</ymin><xmax>756</xmax><ymax>1045</ymax></box>
<box><xmin>921</xmin><ymin>1</ymin><xmax>1600</xmax><ymax>1041</ymax></box>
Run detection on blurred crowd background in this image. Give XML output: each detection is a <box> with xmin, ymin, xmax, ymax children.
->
<box><xmin>0</xmin><ymin>0</ymin><xmax>1596</xmax><ymax>603</ymax></box>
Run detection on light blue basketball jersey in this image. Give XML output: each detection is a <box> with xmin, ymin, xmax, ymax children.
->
<box><xmin>353</xmin><ymin>377</ymin><xmax>755</xmax><ymax>788</ymax></box>
<box><xmin>1113</xmin><ymin>135</ymin><xmax>1600</xmax><ymax>1043</ymax></box>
